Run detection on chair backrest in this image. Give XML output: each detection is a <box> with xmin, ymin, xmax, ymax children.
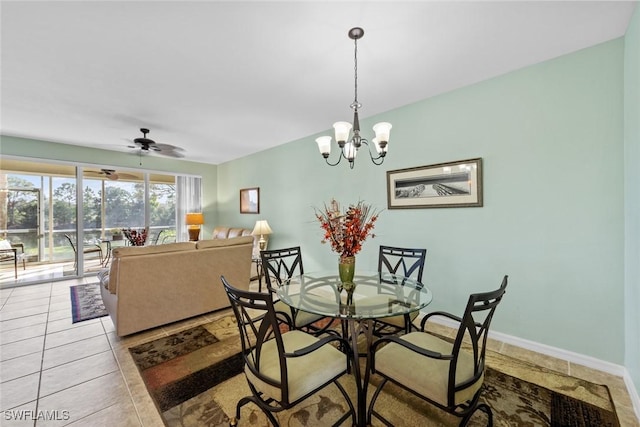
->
<box><xmin>221</xmin><ymin>275</ymin><xmax>292</xmax><ymax>403</ymax></box>
<box><xmin>64</xmin><ymin>234</ymin><xmax>77</xmax><ymax>255</ymax></box>
<box><xmin>0</xmin><ymin>240</ymin><xmax>15</xmax><ymax>261</ymax></box>
<box><xmin>448</xmin><ymin>275</ymin><xmax>508</xmax><ymax>406</ymax></box>
<box><xmin>261</xmin><ymin>246</ymin><xmax>304</xmax><ymax>292</ymax></box>
<box><xmin>378</xmin><ymin>245</ymin><xmax>426</xmax><ymax>282</ymax></box>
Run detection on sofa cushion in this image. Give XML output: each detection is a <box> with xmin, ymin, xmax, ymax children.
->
<box><xmin>196</xmin><ymin>235</ymin><xmax>254</xmax><ymax>249</ymax></box>
<box><xmin>228</xmin><ymin>228</ymin><xmax>250</xmax><ymax>238</ymax></box>
<box><xmin>212</xmin><ymin>227</ymin><xmax>232</xmax><ymax>239</ymax></box>
<box><xmin>112</xmin><ymin>242</ymin><xmax>196</xmax><ymax>258</ymax></box>
<box><xmin>97</xmin><ymin>268</ymin><xmax>110</xmax><ymax>290</ymax></box>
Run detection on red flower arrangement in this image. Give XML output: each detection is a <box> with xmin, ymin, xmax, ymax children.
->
<box><xmin>315</xmin><ymin>199</ymin><xmax>379</xmax><ymax>259</ymax></box>
<box><xmin>122</xmin><ymin>228</ymin><xmax>147</xmax><ymax>246</ymax></box>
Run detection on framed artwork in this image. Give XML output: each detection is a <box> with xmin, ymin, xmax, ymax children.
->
<box><xmin>240</xmin><ymin>187</ymin><xmax>260</xmax><ymax>214</ymax></box>
<box><xmin>386</xmin><ymin>158</ymin><xmax>483</xmax><ymax>209</ymax></box>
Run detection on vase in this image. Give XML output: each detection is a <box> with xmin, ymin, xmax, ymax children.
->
<box><xmin>338</xmin><ymin>255</ymin><xmax>356</xmax><ymax>285</ymax></box>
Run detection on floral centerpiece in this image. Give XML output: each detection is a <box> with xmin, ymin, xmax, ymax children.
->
<box><xmin>315</xmin><ymin>199</ymin><xmax>379</xmax><ymax>286</ymax></box>
<box><xmin>122</xmin><ymin>228</ymin><xmax>147</xmax><ymax>246</ymax></box>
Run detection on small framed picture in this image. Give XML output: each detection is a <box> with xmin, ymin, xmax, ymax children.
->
<box><xmin>387</xmin><ymin>158</ymin><xmax>483</xmax><ymax>209</ymax></box>
<box><xmin>240</xmin><ymin>187</ymin><xmax>260</xmax><ymax>214</ymax></box>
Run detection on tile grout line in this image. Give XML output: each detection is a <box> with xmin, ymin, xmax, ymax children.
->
<box><xmin>31</xmin><ymin>281</ymin><xmax>54</xmax><ymax>427</ymax></box>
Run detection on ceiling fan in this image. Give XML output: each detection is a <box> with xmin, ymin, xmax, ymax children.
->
<box><xmin>84</xmin><ymin>169</ymin><xmax>138</xmax><ymax>181</ymax></box>
<box><xmin>128</xmin><ymin>128</ymin><xmax>185</xmax><ymax>159</ymax></box>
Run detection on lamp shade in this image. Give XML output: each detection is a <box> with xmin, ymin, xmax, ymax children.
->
<box><xmin>251</xmin><ymin>220</ymin><xmax>272</xmax><ymax>236</ymax></box>
<box><xmin>185</xmin><ymin>213</ymin><xmax>204</xmax><ymax>226</ymax></box>
<box><xmin>372</xmin><ymin>122</ymin><xmax>392</xmax><ymax>143</ymax></box>
<box><xmin>333</xmin><ymin>121</ymin><xmax>352</xmax><ymax>143</ymax></box>
<box><xmin>316</xmin><ymin>136</ymin><xmax>332</xmax><ymax>156</ymax></box>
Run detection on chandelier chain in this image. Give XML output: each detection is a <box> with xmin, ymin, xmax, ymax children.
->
<box><xmin>353</xmin><ymin>37</ymin><xmax>359</xmax><ymax>108</ymax></box>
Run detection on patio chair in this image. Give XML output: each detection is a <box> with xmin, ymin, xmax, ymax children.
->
<box><xmin>64</xmin><ymin>234</ymin><xmax>103</xmax><ymax>268</ymax></box>
<box><xmin>374</xmin><ymin>245</ymin><xmax>427</xmax><ymax>335</ymax></box>
<box><xmin>368</xmin><ymin>275</ymin><xmax>508</xmax><ymax>426</ymax></box>
<box><xmin>0</xmin><ymin>240</ymin><xmax>26</xmax><ymax>279</ymax></box>
<box><xmin>221</xmin><ymin>275</ymin><xmax>355</xmax><ymax>427</ymax></box>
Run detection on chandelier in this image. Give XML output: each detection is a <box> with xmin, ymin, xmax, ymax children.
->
<box><xmin>316</xmin><ymin>27</ymin><xmax>392</xmax><ymax>169</ymax></box>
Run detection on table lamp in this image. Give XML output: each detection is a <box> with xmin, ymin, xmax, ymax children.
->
<box><xmin>186</xmin><ymin>213</ymin><xmax>204</xmax><ymax>241</ymax></box>
<box><xmin>251</xmin><ymin>220</ymin><xmax>272</xmax><ymax>251</ymax></box>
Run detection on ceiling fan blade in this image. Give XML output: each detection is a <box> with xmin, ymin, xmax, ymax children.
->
<box><xmin>117</xmin><ymin>172</ymin><xmax>140</xmax><ymax>180</ymax></box>
<box><xmin>154</xmin><ymin>143</ymin><xmax>183</xmax><ymax>151</ymax></box>
<box><xmin>160</xmin><ymin>150</ymin><xmax>185</xmax><ymax>158</ymax></box>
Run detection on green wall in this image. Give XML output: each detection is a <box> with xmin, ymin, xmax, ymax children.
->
<box><xmin>624</xmin><ymin>5</ymin><xmax>640</xmax><ymax>394</ymax></box>
<box><xmin>0</xmin><ymin>135</ymin><xmax>219</xmax><ymax>236</ymax></box>
<box><xmin>218</xmin><ymin>38</ymin><xmax>626</xmax><ymax>364</ymax></box>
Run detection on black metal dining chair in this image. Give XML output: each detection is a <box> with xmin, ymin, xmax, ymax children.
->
<box><xmin>368</xmin><ymin>275</ymin><xmax>508</xmax><ymax>426</ymax></box>
<box><xmin>261</xmin><ymin>246</ymin><xmax>335</xmax><ymax>334</ymax></box>
<box><xmin>222</xmin><ymin>275</ymin><xmax>356</xmax><ymax>427</ymax></box>
<box><xmin>374</xmin><ymin>245</ymin><xmax>427</xmax><ymax>335</ymax></box>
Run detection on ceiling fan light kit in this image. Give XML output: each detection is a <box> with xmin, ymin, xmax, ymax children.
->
<box><xmin>133</xmin><ymin>128</ymin><xmax>159</xmax><ymax>152</ymax></box>
<box><xmin>316</xmin><ymin>27</ymin><xmax>392</xmax><ymax>169</ymax></box>
<box><xmin>101</xmin><ymin>169</ymin><xmax>119</xmax><ymax>180</ymax></box>
<box><xmin>128</xmin><ymin>128</ymin><xmax>186</xmax><ymax>165</ymax></box>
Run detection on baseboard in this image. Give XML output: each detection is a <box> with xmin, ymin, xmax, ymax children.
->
<box><xmin>419</xmin><ymin>314</ymin><xmax>640</xmax><ymax>420</ymax></box>
<box><xmin>624</xmin><ymin>370</ymin><xmax>640</xmax><ymax>422</ymax></box>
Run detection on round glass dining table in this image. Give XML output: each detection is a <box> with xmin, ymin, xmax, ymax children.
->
<box><xmin>276</xmin><ymin>270</ymin><xmax>432</xmax><ymax>427</ymax></box>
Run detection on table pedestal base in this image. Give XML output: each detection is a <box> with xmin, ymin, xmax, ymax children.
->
<box><xmin>346</xmin><ymin>318</ymin><xmax>374</xmax><ymax>427</ymax></box>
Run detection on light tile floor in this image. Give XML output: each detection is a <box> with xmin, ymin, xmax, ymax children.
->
<box><xmin>0</xmin><ymin>278</ymin><xmax>638</xmax><ymax>426</ymax></box>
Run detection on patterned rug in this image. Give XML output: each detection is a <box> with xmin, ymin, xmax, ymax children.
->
<box><xmin>69</xmin><ymin>282</ymin><xmax>107</xmax><ymax>323</ymax></box>
<box><xmin>129</xmin><ymin>316</ymin><xmax>620</xmax><ymax>427</ymax></box>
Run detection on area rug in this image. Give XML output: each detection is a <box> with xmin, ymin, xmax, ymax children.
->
<box><xmin>129</xmin><ymin>316</ymin><xmax>620</xmax><ymax>427</ymax></box>
<box><xmin>70</xmin><ymin>282</ymin><xmax>107</xmax><ymax>323</ymax></box>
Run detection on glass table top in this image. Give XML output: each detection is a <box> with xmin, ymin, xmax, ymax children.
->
<box><xmin>276</xmin><ymin>270</ymin><xmax>432</xmax><ymax>320</ymax></box>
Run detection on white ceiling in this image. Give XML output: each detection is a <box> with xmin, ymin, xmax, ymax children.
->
<box><xmin>1</xmin><ymin>1</ymin><xmax>636</xmax><ymax>165</ymax></box>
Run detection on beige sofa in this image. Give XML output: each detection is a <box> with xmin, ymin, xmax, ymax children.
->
<box><xmin>99</xmin><ymin>236</ymin><xmax>253</xmax><ymax>336</ymax></box>
<box><xmin>212</xmin><ymin>226</ymin><xmax>269</xmax><ymax>278</ymax></box>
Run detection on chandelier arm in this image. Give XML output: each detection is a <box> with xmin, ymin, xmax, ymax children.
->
<box><xmin>360</xmin><ymin>140</ymin><xmax>387</xmax><ymax>165</ymax></box>
<box><xmin>370</xmin><ymin>154</ymin><xmax>386</xmax><ymax>165</ymax></box>
<box><xmin>324</xmin><ymin>152</ymin><xmax>344</xmax><ymax>167</ymax></box>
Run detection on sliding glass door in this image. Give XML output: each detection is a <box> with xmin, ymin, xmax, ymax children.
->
<box><xmin>1</xmin><ymin>158</ymin><xmax>181</xmax><ymax>288</ymax></box>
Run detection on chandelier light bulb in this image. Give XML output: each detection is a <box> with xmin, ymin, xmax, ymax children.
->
<box><xmin>344</xmin><ymin>142</ymin><xmax>358</xmax><ymax>162</ymax></box>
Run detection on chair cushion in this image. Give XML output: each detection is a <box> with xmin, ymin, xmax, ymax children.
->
<box><xmin>244</xmin><ymin>330</ymin><xmax>346</xmax><ymax>403</ymax></box>
<box><xmin>374</xmin><ymin>332</ymin><xmax>483</xmax><ymax>407</ymax></box>
<box><xmin>0</xmin><ymin>240</ymin><xmax>12</xmax><ymax>250</ymax></box>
